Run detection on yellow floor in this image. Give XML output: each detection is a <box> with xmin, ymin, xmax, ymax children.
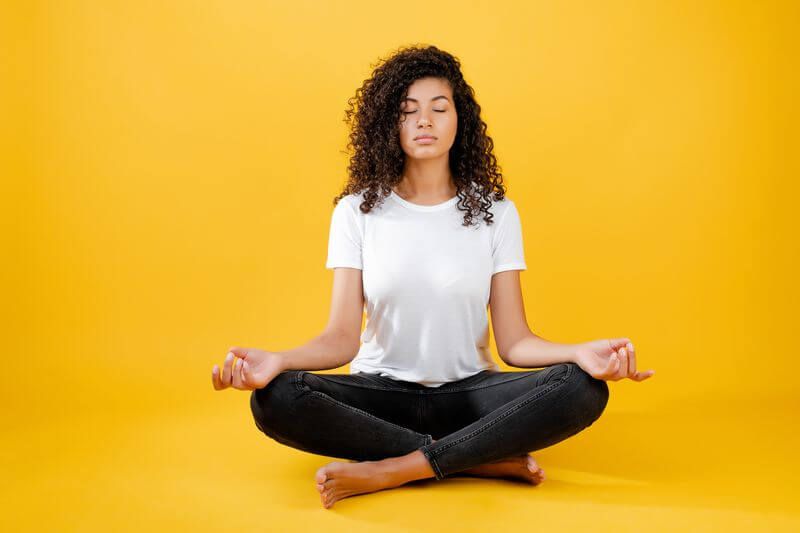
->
<box><xmin>4</xmin><ymin>392</ymin><xmax>798</xmax><ymax>532</ymax></box>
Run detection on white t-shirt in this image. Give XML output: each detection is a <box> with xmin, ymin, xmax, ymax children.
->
<box><xmin>325</xmin><ymin>187</ymin><xmax>527</xmax><ymax>387</ymax></box>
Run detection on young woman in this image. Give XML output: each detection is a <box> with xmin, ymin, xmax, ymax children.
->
<box><xmin>211</xmin><ymin>45</ymin><xmax>654</xmax><ymax>509</ymax></box>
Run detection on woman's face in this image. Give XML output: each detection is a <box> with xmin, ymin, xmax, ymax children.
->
<box><xmin>398</xmin><ymin>77</ymin><xmax>457</xmax><ymax>160</ymax></box>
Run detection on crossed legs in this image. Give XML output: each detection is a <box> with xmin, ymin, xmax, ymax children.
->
<box><xmin>250</xmin><ymin>363</ymin><xmax>609</xmax><ymax>508</ymax></box>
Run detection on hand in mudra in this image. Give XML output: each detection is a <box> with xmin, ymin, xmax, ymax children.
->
<box><xmin>211</xmin><ymin>346</ymin><xmax>285</xmax><ymax>391</ymax></box>
<box><xmin>574</xmin><ymin>338</ymin><xmax>655</xmax><ymax>382</ymax></box>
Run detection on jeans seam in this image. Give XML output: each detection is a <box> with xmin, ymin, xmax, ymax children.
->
<box><xmin>421</xmin><ymin>447</ymin><xmax>444</xmax><ymax>479</ymax></box>
<box><xmin>293</xmin><ymin>370</ymin><xmax>306</xmax><ymax>394</ymax></box>
<box><xmin>295</xmin><ymin>371</ymin><xmax>415</xmax><ymax>433</ymax></box>
<box><xmin>428</xmin><ymin>363</ymin><xmax>574</xmax><ymax>458</ymax></box>
<box><xmin>307</xmin><ymin>390</ymin><xmax>427</xmax><ymax>437</ymax></box>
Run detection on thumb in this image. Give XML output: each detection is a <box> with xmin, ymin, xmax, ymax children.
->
<box><xmin>229</xmin><ymin>346</ymin><xmax>250</xmax><ymax>360</ymax></box>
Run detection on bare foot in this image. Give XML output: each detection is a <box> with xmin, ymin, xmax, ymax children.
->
<box><xmin>315</xmin><ymin>460</ymin><xmax>395</xmax><ymax>509</ymax></box>
<box><xmin>322</xmin><ymin>450</ymin><xmax>544</xmax><ymax>508</ymax></box>
<box><xmin>459</xmin><ymin>454</ymin><xmax>546</xmax><ymax>485</ymax></box>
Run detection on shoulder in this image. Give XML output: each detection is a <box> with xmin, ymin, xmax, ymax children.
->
<box><xmin>488</xmin><ymin>195</ymin><xmax>519</xmax><ymax>223</ymax></box>
<box><xmin>334</xmin><ymin>192</ymin><xmax>363</xmax><ymax>213</ymax></box>
<box><xmin>336</xmin><ymin>189</ymin><xmax>389</xmax><ymax>217</ymax></box>
<box><xmin>331</xmin><ymin>192</ymin><xmax>373</xmax><ymax>228</ymax></box>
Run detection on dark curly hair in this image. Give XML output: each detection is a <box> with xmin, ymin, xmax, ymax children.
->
<box><xmin>333</xmin><ymin>44</ymin><xmax>508</xmax><ymax>227</ymax></box>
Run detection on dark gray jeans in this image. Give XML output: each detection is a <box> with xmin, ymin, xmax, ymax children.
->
<box><xmin>249</xmin><ymin>362</ymin><xmax>609</xmax><ymax>480</ymax></box>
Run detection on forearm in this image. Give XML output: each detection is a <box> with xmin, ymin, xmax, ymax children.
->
<box><xmin>503</xmin><ymin>334</ymin><xmax>579</xmax><ymax>368</ymax></box>
<box><xmin>277</xmin><ymin>330</ymin><xmax>359</xmax><ymax>372</ymax></box>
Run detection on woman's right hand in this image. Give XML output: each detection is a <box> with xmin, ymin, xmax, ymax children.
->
<box><xmin>211</xmin><ymin>346</ymin><xmax>286</xmax><ymax>391</ymax></box>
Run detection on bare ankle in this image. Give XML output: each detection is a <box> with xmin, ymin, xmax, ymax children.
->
<box><xmin>376</xmin><ymin>451</ymin><xmax>436</xmax><ymax>486</ymax></box>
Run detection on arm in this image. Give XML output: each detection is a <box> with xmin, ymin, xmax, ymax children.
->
<box><xmin>213</xmin><ymin>267</ymin><xmax>364</xmax><ymax>391</ymax></box>
<box><xmin>502</xmin><ymin>334</ymin><xmax>578</xmax><ymax>368</ymax></box>
<box><xmin>489</xmin><ymin>270</ymin><xmax>654</xmax><ymax>380</ymax></box>
<box><xmin>279</xmin><ymin>266</ymin><xmax>364</xmax><ymax>371</ymax></box>
<box><xmin>278</xmin><ymin>329</ymin><xmax>360</xmax><ymax>371</ymax></box>
<box><xmin>489</xmin><ymin>270</ymin><xmax>577</xmax><ymax>368</ymax></box>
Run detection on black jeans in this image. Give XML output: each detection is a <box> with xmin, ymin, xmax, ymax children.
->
<box><xmin>249</xmin><ymin>362</ymin><xmax>609</xmax><ymax>480</ymax></box>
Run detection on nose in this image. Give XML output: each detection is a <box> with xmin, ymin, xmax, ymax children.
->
<box><xmin>417</xmin><ymin>111</ymin><xmax>433</xmax><ymax>127</ymax></box>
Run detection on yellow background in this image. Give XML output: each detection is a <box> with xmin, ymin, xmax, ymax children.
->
<box><xmin>3</xmin><ymin>0</ymin><xmax>798</xmax><ymax>531</ymax></box>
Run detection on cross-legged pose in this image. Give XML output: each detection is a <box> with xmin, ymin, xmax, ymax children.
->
<box><xmin>211</xmin><ymin>44</ymin><xmax>655</xmax><ymax>509</ymax></box>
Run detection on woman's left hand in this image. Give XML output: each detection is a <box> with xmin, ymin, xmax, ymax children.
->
<box><xmin>574</xmin><ymin>338</ymin><xmax>655</xmax><ymax>382</ymax></box>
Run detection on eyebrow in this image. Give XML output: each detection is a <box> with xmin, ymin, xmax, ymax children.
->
<box><xmin>402</xmin><ymin>95</ymin><xmax>450</xmax><ymax>103</ymax></box>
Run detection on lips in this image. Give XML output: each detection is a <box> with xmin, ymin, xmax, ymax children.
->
<box><xmin>414</xmin><ymin>135</ymin><xmax>436</xmax><ymax>140</ymax></box>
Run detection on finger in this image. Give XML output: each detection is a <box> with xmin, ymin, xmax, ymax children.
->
<box><xmin>233</xmin><ymin>358</ymin><xmax>245</xmax><ymax>390</ymax></box>
<box><xmin>242</xmin><ymin>362</ymin><xmax>254</xmax><ymax>390</ymax></box>
<box><xmin>235</xmin><ymin>359</ymin><xmax>253</xmax><ymax>390</ymax></box>
<box><xmin>631</xmin><ymin>369</ymin><xmax>655</xmax><ymax>381</ymax></box>
<box><xmin>610</xmin><ymin>354</ymin><xmax>622</xmax><ymax>380</ymax></box>
<box><xmin>241</xmin><ymin>361</ymin><xmax>251</xmax><ymax>388</ymax></box>
<box><xmin>598</xmin><ymin>353</ymin><xmax>619</xmax><ymax>380</ymax></box>
<box><xmin>221</xmin><ymin>352</ymin><xmax>234</xmax><ymax>386</ymax></box>
<box><xmin>609</xmin><ymin>338</ymin><xmax>631</xmax><ymax>351</ymax></box>
<box><xmin>229</xmin><ymin>346</ymin><xmax>250</xmax><ymax>361</ymax></box>
<box><xmin>618</xmin><ymin>348</ymin><xmax>630</xmax><ymax>378</ymax></box>
<box><xmin>626</xmin><ymin>342</ymin><xmax>637</xmax><ymax>376</ymax></box>
<box><xmin>212</xmin><ymin>364</ymin><xmax>224</xmax><ymax>390</ymax></box>
<box><xmin>231</xmin><ymin>358</ymin><xmax>240</xmax><ymax>388</ymax></box>
<box><xmin>602</xmin><ymin>354</ymin><xmax>617</xmax><ymax>379</ymax></box>
<box><xmin>611</xmin><ymin>352</ymin><xmax>625</xmax><ymax>381</ymax></box>
<box><xmin>240</xmin><ymin>360</ymin><xmax>248</xmax><ymax>388</ymax></box>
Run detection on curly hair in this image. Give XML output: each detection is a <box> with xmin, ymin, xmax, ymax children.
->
<box><xmin>333</xmin><ymin>44</ymin><xmax>508</xmax><ymax>227</ymax></box>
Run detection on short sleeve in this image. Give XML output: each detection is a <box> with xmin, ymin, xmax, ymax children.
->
<box><xmin>491</xmin><ymin>200</ymin><xmax>527</xmax><ymax>274</ymax></box>
<box><xmin>325</xmin><ymin>198</ymin><xmax>363</xmax><ymax>270</ymax></box>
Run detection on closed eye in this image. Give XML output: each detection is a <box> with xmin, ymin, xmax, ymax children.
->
<box><xmin>403</xmin><ymin>110</ymin><xmax>446</xmax><ymax>114</ymax></box>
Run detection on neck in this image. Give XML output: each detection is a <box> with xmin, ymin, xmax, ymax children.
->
<box><xmin>396</xmin><ymin>155</ymin><xmax>455</xmax><ymax>198</ymax></box>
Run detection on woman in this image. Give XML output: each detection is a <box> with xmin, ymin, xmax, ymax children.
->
<box><xmin>211</xmin><ymin>44</ymin><xmax>654</xmax><ymax>509</ymax></box>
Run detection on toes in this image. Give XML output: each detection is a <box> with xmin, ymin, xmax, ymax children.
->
<box><xmin>315</xmin><ymin>467</ymin><xmax>328</xmax><ymax>484</ymax></box>
<box><xmin>525</xmin><ymin>456</ymin><xmax>547</xmax><ymax>483</ymax></box>
<box><xmin>321</xmin><ymin>490</ymin><xmax>335</xmax><ymax>509</ymax></box>
<box><xmin>316</xmin><ymin>477</ymin><xmax>336</xmax><ymax>496</ymax></box>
